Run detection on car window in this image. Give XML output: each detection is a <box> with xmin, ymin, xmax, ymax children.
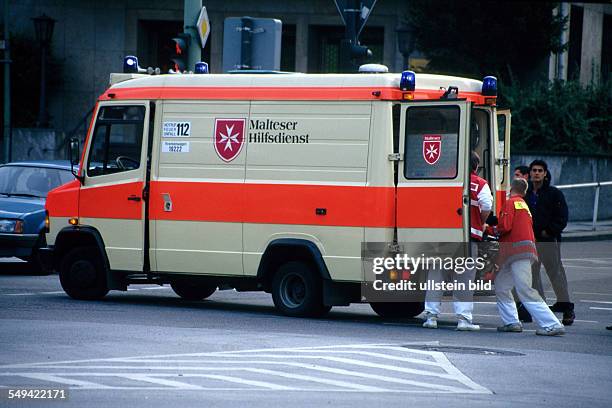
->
<box><xmin>0</xmin><ymin>166</ymin><xmax>74</xmax><ymax>198</ymax></box>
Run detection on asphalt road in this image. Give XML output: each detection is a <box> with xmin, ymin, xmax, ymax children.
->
<box><xmin>0</xmin><ymin>241</ymin><xmax>611</xmax><ymax>408</ymax></box>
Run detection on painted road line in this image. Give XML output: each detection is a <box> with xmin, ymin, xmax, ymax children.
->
<box><xmin>571</xmin><ymin>292</ymin><xmax>612</xmax><ymax>296</ymax></box>
<box><xmin>589</xmin><ymin>307</ymin><xmax>612</xmax><ymax>311</ymax></box>
<box><xmin>140</xmin><ymin>286</ymin><xmax>168</xmax><ymax>290</ymax></box>
<box><xmin>580</xmin><ymin>300</ymin><xmax>612</xmax><ymax>304</ymax></box>
<box><xmin>38</xmin><ymin>291</ymin><xmax>65</xmax><ymax>295</ymax></box>
<box><xmin>15</xmin><ymin>373</ymin><xmax>112</xmax><ymax>389</ymax></box>
<box><xmin>3</xmin><ymin>293</ymin><xmax>36</xmax><ymax>296</ymax></box>
<box><xmin>118</xmin><ymin>374</ymin><xmax>204</xmax><ymax>389</ymax></box>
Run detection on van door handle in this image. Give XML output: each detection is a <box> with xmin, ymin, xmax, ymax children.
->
<box><xmin>128</xmin><ymin>195</ymin><xmax>141</xmax><ymax>202</ymax></box>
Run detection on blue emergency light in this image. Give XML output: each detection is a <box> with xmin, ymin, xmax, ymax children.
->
<box><xmin>195</xmin><ymin>62</ymin><xmax>209</xmax><ymax>74</ymax></box>
<box><xmin>400</xmin><ymin>70</ymin><xmax>416</xmax><ymax>91</ymax></box>
<box><xmin>123</xmin><ymin>56</ymin><xmax>139</xmax><ymax>73</ymax></box>
<box><xmin>482</xmin><ymin>76</ymin><xmax>497</xmax><ymax>96</ymax></box>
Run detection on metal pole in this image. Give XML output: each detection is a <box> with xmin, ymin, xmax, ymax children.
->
<box><xmin>37</xmin><ymin>43</ymin><xmax>48</xmax><ymax>127</ymax></box>
<box><xmin>183</xmin><ymin>0</ymin><xmax>202</xmax><ymax>71</ymax></box>
<box><xmin>240</xmin><ymin>17</ymin><xmax>253</xmax><ymax>70</ymax></box>
<box><xmin>592</xmin><ymin>184</ymin><xmax>600</xmax><ymax>231</ymax></box>
<box><xmin>2</xmin><ymin>0</ymin><xmax>11</xmax><ymax>162</ymax></box>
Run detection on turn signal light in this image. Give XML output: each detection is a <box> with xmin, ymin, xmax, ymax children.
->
<box><xmin>69</xmin><ymin>218</ymin><xmax>79</xmax><ymax>226</ymax></box>
<box><xmin>45</xmin><ymin>211</ymin><xmax>50</xmax><ymax>233</ymax></box>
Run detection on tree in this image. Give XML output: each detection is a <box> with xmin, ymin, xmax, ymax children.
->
<box><xmin>405</xmin><ymin>1</ymin><xmax>566</xmax><ymax>82</ymax></box>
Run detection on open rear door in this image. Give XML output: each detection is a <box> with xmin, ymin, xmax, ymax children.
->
<box><xmin>495</xmin><ymin>109</ymin><xmax>511</xmax><ymax>212</ymax></box>
<box><xmin>396</xmin><ymin>101</ymin><xmax>471</xmax><ymax>243</ymax></box>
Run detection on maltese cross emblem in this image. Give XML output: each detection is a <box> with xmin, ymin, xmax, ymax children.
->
<box><xmin>422</xmin><ymin>135</ymin><xmax>442</xmax><ymax>165</ymax></box>
<box><xmin>214</xmin><ymin>118</ymin><xmax>246</xmax><ymax>162</ymax></box>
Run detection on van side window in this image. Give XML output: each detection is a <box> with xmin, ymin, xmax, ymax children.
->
<box><xmin>403</xmin><ymin>106</ymin><xmax>459</xmax><ymax>179</ymax></box>
<box><xmin>87</xmin><ymin>106</ymin><xmax>145</xmax><ymax>177</ymax></box>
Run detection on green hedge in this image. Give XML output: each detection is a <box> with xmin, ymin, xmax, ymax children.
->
<box><xmin>499</xmin><ymin>79</ymin><xmax>612</xmax><ymax>154</ymax></box>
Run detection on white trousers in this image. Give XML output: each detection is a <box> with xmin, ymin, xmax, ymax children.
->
<box><xmin>424</xmin><ymin>243</ymin><xmax>477</xmax><ymax>322</ymax></box>
<box><xmin>495</xmin><ymin>258</ymin><xmax>562</xmax><ymax>329</ymax></box>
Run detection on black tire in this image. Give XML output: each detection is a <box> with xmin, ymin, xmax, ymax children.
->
<box><xmin>59</xmin><ymin>246</ymin><xmax>109</xmax><ymax>300</ymax></box>
<box><xmin>370</xmin><ymin>302</ymin><xmax>424</xmax><ymax>318</ymax></box>
<box><xmin>28</xmin><ymin>233</ymin><xmax>51</xmax><ymax>276</ymax></box>
<box><xmin>171</xmin><ymin>280</ymin><xmax>217</xmax><ymax>301</ymax></box>
<box><xmin>271</xmin><ymin>261</ymin><xmax>331</xmax><ymax>317</ymax></box>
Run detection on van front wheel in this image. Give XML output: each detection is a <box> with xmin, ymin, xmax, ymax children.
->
<box><xmin>59</xmin><ymin>246</ymin><xmax>109</xmax><ymax>300</ymax></box>
<box><xmin>272</xmin><ymin>261</ymin><xmax>330</xmax><ymax>318</ymax></box>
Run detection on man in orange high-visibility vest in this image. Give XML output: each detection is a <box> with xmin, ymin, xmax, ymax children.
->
<box><xmin>490</xmin><ymin>178</ymin><xmax>565</xmax><ymax>336</ymax></box>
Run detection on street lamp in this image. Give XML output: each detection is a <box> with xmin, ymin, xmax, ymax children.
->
<box><xmin>32</xmin><ymin>13</ymin><xmax>55</xmax><ymax>128</ymax></box>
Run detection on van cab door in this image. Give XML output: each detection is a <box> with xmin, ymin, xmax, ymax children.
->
<box><xmin>79</xmin><ymin>102</ymin><xmax>151</xmax><ymax>271</ymax></box>
<box><xmin>396</xmin><ymin>101</ymin><xmax>471</xmax><ymax>243</ymax></box>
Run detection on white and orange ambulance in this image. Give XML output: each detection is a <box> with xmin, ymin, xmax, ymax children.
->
<box><xmin>44</xmin><ymin>60</ymin><xmax>511</xmax><ymax>318</ymax></box>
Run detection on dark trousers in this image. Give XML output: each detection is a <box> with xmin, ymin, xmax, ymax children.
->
<box><xmin>512</xmin><ymin>239</ymin><xmax>571</xmax><ymax>308</ymax></box>
<box><xmin>532</xmin><ymin>239</ymin><xmax>571</xmax><ymax>304</ymax></box>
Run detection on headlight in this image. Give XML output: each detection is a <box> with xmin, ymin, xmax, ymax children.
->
<box><xmin>0</xmin><ymin>220</ymin><xmax>23</xmax><ymax>233</ymax></box>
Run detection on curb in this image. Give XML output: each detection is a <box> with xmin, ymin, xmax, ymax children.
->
<box><xmin>563</xmin><ymin>232</ymin><xmax>612</xmax><ymax>242</ymax></box>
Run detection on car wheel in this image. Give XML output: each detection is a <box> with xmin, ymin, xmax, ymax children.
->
<box><xmin>59</xmin><ymin>246</ymin><xmax>109</xmax><ymax>300</ymax></box>
<box><xmin>170</xmin><ymin>280</ymin><xmax>217</xmax><ymax>301</ymax></box>
<box><xmin>28</xmin><ymin>233</ymin><xmax>51</xmax><ymax>276</ymax></box>
<box><xmin>272</xmin><ymin>261</ymin><xmax>330</xmax><ymax>317</ymax></box>
<box><xmin>370</xmin><ymin>302</ymin><xmax>424</xmax><ymax>318</ymax></box>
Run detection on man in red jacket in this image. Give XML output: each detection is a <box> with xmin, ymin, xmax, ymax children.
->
<box><xmin>489</xmin><ymin>178</ymin><xmax>565</xmax><ymax>336</ymax></box>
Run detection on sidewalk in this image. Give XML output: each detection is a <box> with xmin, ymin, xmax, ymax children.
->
<box><xmin>563</xmin><ymin>219</ymin><xmax>612</xmax><ymax>241</ymax></box>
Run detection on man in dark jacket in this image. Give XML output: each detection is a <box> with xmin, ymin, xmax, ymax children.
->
<box><xmin>526</xmin><ymin>159</ymin><xmax>574</xmax><ymax>325</ymax></box>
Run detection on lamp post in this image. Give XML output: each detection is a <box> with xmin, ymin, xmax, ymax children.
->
<box><xmin>32</xmin><ymin>13</ymin><xmax>55</xmax><ymax>128</ymax></box>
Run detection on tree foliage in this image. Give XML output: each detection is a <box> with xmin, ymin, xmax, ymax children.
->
<box><xmin>405</xmin><ymin>1</ymin><xmax>565</xmax><ymax>82</ymax></box>
<box><xmin>500</xmin><ymin>79</ymin><xmax>612</xmax><ymax>154</ymax></box>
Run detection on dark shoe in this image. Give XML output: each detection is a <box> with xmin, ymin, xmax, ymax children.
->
<box><xmin>549</xmin><ymin>302</ymin><xmax>565</xmax><ymax>312</ymax></box>
<box><xmin>517</xmin><ymin>303</ymin><xmax>533</xmax><ymax>323</ymax></box>
<box><xmin>562</xmin><ymin>309</ymin><xmax>575</xmax><ymax>326</ymax></box>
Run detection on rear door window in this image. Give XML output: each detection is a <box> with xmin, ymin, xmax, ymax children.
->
<box><xmin>403</xmin><ymin>106</ymin><xmax>460</xmax><ymax>179</ymax></box>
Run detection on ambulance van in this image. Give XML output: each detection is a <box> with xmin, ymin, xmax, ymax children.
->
<box><xmin>44</xmin><ymin>62</ymin><xmax>510</xmax><ymax>318</ymax></box>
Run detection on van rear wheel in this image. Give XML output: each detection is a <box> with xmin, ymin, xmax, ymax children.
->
<box><xmin>370</xmin><ymin>302</ymin><xmax>424</xmax><ymax>318</ymax></box>
<box><xmin>272</xmin><ymin>261</ymin><xmax>330</xmax><ymax>317</ymax></box>
<box><xmin>59</xmin><ymin>246</ymin><xmax>109</xmax><ymax>300</ymax></box>
<box><xmin>171</xmin><ymin>280</ymin><xmax>217</xmax><ymax>301</ymax></box>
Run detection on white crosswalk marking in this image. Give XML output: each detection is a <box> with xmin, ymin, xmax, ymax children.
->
<box><xmin>0</xmin><ymin>343</ymin><xmax>491</xmax><ymax>394</ymax></box>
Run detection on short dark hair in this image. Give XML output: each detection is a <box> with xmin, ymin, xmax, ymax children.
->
<box><xmin>514</xmin><ymin>165</ymin><xmax>529</xmax><ymax>176</ymax></box>
<box><xmin>529</xmin><ymin>159</ymin><xmax>548</xmax><ymax>172</ymax></box>
<box><xmin>471</xmin><ymin>151</ymin><xmax>480</xmax><ymax>172</ymax></box>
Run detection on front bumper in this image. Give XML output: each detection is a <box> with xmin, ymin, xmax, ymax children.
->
<box><xmin>0</xmin><ymin>232</ymin><xmax>38</xmax><ymax>258</ymax></box>
<box><xmin>38</xmin><ymin>246</ymin><xmax>55</xmax><ymax>270</ymax></box>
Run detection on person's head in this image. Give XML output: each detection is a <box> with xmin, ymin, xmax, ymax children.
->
<box><xmin>511</xmin><ymin>178</ymin><xmax>529</xmax><ymax>197</ymax></box>
<box><xmin>529</xmin><ymin>159</ymin><xmax>548</xmax><ymax>183</ymax></box>
<box><xmin>471</xmin><ymin>151</ymin><xmax>480</xmax><ymax>172</ymax></box>
<box><xmin>514</xmin><ymin>165</ymin><xmax>529</xmax><ymax>180</ymax></box>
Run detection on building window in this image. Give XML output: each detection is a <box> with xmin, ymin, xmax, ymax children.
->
<box><xmin>281</xmin><ymin>24</ymin><xmax>296</xmax><ymax>72</ymax></box>
<box><xmin>307</xmin><ymin>25</ymin><xmax>384</xmax><ymax>73</ymax></box>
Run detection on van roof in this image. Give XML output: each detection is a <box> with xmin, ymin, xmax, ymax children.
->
<box><xmin>103</xmin><ymin>72</ymin><xmax>490</xmax><ymax>104</ymax></box>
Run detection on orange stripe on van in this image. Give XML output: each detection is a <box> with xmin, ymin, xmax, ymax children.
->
<box><xmin>79</xmin><ymin>182</ymin><xmax>144</xmax><ymax>219</ymax></box>
<box><xmin>149</xmin><ymin>181</ymin><xmax>395</xmax><ymax>228</ymax></box>
<box><xmin>396</xmin><ymin>186</ymin><xmax>463</xmax><ymax>228</ymax></box>
<box><xmin>99</xmin><ymin>86</ymin><xmax>490</xmax><ymax>104</ymax></box>
<box><xmin>64</xmin><ymin>181</ymin><xmax>463</xmax><ymax>229</ymax></box>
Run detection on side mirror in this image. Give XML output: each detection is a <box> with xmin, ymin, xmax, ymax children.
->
<box><xmin>69</xmin><ymin>138</ymin><xmax>84</xmax><ymax>184</ymax></box>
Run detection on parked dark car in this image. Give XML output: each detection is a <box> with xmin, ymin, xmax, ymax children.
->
<box><xmin>0</xmin><ymin>161</ymin><xmax>74</xmax><ymax>274</ymax></box>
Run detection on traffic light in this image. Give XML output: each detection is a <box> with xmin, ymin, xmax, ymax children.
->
<box><xmin>169</xmin><ymin>33</ymin><xmax>191</xmax><ymax>73</ymax></box>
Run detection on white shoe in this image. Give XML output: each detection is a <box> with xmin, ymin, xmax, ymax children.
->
<box><xmin>422</xmin><ymin>317</ymin><xmax>438</xmax><ymax>329</ymax></box>
<box><xmin>456</xmin><ymin>319</ymin><xmax>480</xmax><ymax>331</ymax></box>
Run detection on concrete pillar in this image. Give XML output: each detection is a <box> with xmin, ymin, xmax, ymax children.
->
<box><xmin>580</xmin><ymin>5</ymin><xmax>604</xmax><ymax>85</ymax></box>
<box><xmin>295</xmin><ymin>15</ymin><xmax>309</xmax><ymax>72</ymax></box>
